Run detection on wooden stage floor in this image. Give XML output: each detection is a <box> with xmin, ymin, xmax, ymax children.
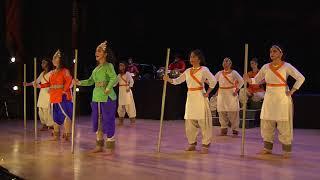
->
<box><xmin>0</xmin><ymin>117</ymin><xmax>320</xmax><ymax>180</ymax></box>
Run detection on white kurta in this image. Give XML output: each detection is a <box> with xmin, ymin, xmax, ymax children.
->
<box><xmin>215</xmin><ymin>70</ymin><xmax>244</xmax><ymax>112</ymax></box>
<box><xmin>115</xmin><ymin>72</ymin><xmax>135</xmax><ymax>106</ymax></box>
<box><xmin>35</xmin><ymin>71</ymin><xmax>51</xmax><ymax>108</ymax></box>
<box><xmin>251</xmin><ymin>62</ymin><xmax>305</xmax><ymax>121</ymax></box>
<box><xmin>172</xmin><ymin>67</ymin><xmax>217</xmax><ymax>120</ymax></box>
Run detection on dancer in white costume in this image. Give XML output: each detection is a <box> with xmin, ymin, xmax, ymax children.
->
<box><xmin>25</xmin><ymin>59</ymin><xmax>54</xmax><ymax>130</ymax></box>
<box><xmin>215</xmin><ymin>57</ymin><xmax>244</xmax><ymax>136</ymax></box>
<box><xmin>244</xmin><ymin>45</ymin><xmax>305</xmax><ymax>158</ymax></box>
<box><xmin>115</xmin><ymin>62</ymin><xmax>136</xmax><ymax>126</ymax></box>
<box><xmin>164</xmin><ymin>49</ymin><xmax>217</xmax><ymax>154</ymax></box>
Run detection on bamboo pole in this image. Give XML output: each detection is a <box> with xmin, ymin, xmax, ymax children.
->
<box><xmin>157</xmin><ymin>48</ymin><xmax>170</xmax><ymax>152</ymax></box>
<box><xmin>34</xmin><ymin>58</ymin><xmax>38</xmax><ymax>141</ymax></box>
<box><xmin>71</xmin><ymin>49</ymin><xmax>78</xmax><ymax>153</ymax></box>
<box><xmin>24</xmin><ymin>64</ymin><xmax>27</xmax><ymax>129</ymax></box>
<box><xmin>241</xmin><ymin>44</ymin><xmax>249</xmax><ymax>156</ymax></box>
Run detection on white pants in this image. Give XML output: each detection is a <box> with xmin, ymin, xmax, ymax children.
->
<box><xmin>185</xmin><ymin>119</ymin><xmax>212</xmax><ymax>145</ymax></box>
<box><xmin>117</xmin><ymin>103</ymin><xmax>136</xmax><ymax>118</ymax></box>
<box><xmin>261</xmin><ymin>119</ymin><xmax>292</xmax><ymax>145</ymax></box>
<box><xmin>218</xmin><ymin>111</ymin><xmax>239</xmax><ymax>131</ymax></box>
<box><xmin>38</xmin><ymin>107</ymin><xmax>54</xmax><ymax>126</ymax></box>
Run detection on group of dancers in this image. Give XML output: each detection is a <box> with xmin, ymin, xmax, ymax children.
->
<box><xmin>26</xmin><ymin>41</ymin><xmax>305</xmax><ymax>158</ymax></box>
<box><xmin>164</xmin><ymin>45</ymin><xmax>305</xmax><ymax>157</ymax></box>
<box><xmin>26</xmin><ymin>41</ymin><xmax>136</xmax><ymax>153</ymax></box>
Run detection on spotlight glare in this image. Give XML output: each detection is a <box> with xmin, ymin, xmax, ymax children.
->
<box><xmin>76</xmin><ymin>87</ymin><xmax>79</xmax><ymax>92</ymax></box>
<box><xmin>13</xmin><ymin>85</ymin><xmax>18</xmax><ymax>91</ymax></box>
<box><xmin>10</xmin><ymin>57</ymin><xmax>16</xmax><ymax>63</ymax></box>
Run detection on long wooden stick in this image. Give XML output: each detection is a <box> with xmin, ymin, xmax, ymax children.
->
<box><xmin>71</xmin><ymin>49</ymin><xmax>78</xmax><ymax>153</ymax></box>
<box><xmin>34</xmin><ymin>58</ymin><xmax>38</xmax><ymax>141</ymax></box>
<box><xmin>24</xmin><ymin>64</ymin><xmax>27</xmax><ymax>130</ymax></box>
<box><xmin>241</xmin><ymin>44</ymin><xmax>249</xmax><ymax>156</ymax></box>
<box><xmin>157</xmin><ymin>48</ymin><xmax>170</xmax><ymax>152</ymax></box>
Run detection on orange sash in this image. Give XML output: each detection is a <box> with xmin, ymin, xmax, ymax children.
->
<box><xmin>220</xmin><ymin>71</ymin><xmax>238</xmax><ymax>91</ymax></box>
<box><xmin>268</xmin><ymin>62</ymin><xmax>287</xmax><ymax>87</ymax></box>
<box><xmin>119</xmin><ymin>74</ymin><xmax>129</xmax><ymax>87</ymax></box>
<box><xmin>188</xmin><ymin>67</ymin><xmax>203</xmax><ymax>91</ymax></box>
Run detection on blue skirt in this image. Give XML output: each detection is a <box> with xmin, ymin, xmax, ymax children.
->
<box><xmin>52</xmin><ymin>95</ymin><xmax>73</xmax><ymax>125</ymax></box>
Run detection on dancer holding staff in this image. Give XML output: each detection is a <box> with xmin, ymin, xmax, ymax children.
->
<box><xmin>163</xmin><ymin>49</ymin><xmax>217</xmax><ymax>154</ymax></box>
<box><xmin>74</xmin><ymin>41</ymin><xmax>118</xmax><ymax>153</ymax></box>
<box><xmin>38</xmin><ymin>50</ymin><xmax>73</xmax><ymax>141</ymax></box>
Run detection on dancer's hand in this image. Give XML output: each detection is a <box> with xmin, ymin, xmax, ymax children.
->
<box><xmin>73</xmin><ymin>79</ymin><xmax>81</xmax><ymax>86</ymax></box>
<box><xmin>203</xmin><ymin>92</ymin><xmax>209</xmax><ymax>97</ymax></box>
<box><xmin>286</xmin><ymin>88</ymin><xmax>296</xmax><ymax>96</ymax></box>
<box><xmin>233</xmin><ymin>89</ymin><xmax>239</xmax><ymax>96</ymax></box>
<box><xmin>163</xmin><ymin>75</ymin><xmax>172</xmax><ymax>83</ymax></box>
<box><xmin>126</xmin><ymin>87</ymin><xmax>130</xmax><ymax>92</ymax></box>
<box><xmin>33</xmin><ymin>82</ymin><xmax>39</xmax><ymax>88</ymax></box>
<box><xmin>105</xmin><ymin>89</ymin><xmax>110</xmax><ymax>95</ymax></box>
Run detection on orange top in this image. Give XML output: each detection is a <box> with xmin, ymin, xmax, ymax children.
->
<box><xmin>40</xmin><ymin>68</ymin><xmax>72</xmax><ymax>103</ymax></box>
<box><xmin>247</xmin><ymin>71</ymin><xmax>265</xmax><ymax>93</ymax></box>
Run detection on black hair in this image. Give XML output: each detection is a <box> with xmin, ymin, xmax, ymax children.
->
<box><xmin>190</xmin><ymin>49</ymin><xmax>206</xmax><ymax>66</ymax></box>
<box><xmin>42</xmin><ymin>58</ymin><xmax>53</xmax><ymax>71</ymax></box>
<box><xmin>271</xmin><ymin>44</ymin><xmax>286</xmax><ymax>61</ymax></box>
<box><xmin>250</xmin><ymin>57</ymin><xmax>258</xmax><ymax>64</ymax></box>
<box><xmin>53</xmin><ymin>49</ymin><xmax>67</xmax><ymax>69</ymax></box>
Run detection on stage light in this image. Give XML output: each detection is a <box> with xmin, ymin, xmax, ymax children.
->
<box><xmin>13</xmin><ymin>85</ymin><xmax>18</xmax><ymax>91</ymax></box>
<box><xmin>10</xmin><ymin>57</ymin><xmax>16</xmax><ymax>63</ymax></box>
<box><xmin>73</xmin><ymin>59</ymin><xmax>76</xmax><ymax>63</ymax></box>
<box><xmin>76</xmin><ymin>87</ymin><xmax>79</xmax><ymax>92</ymax></box>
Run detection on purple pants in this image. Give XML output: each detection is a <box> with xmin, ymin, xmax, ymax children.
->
<box><xmin>52</xmin><ymin>95</ymin><xmax>73</xmax><ymax>125</ymax></box>
<box><xmin>91</xmin><ymin>100</ymin><xmax>117</xmax><ymax>138</ymax></box>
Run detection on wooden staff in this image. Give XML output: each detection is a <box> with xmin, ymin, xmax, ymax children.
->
<box><xmin>241</xmin><ymin>44</ymin><xmax>249</xmax><ymax>156</ymax></box>
<box><xmin>71</xmin><ymin>49</ymin><xmax>78</xmax><ymax>153</ymax></box>
<box><xmin>157</xmin><ymin>48</ymin><xmax>170</xmax><ymax>152</ymax></box>
<box><xmin>24</xmin><ymin>64</ymin><xmax>27</xmax><ymax>129</ymax></box>
<box><xmin>34</xmin><ymin>58</ymin><xmax>38</xmax><ymax>141</ymax></box>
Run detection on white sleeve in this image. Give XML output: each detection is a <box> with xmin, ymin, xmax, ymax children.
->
<box><xmin>203</xmin><ymin>67</ymin><xmax>217</xmax><ymax>89</ymax></box>
<box><xmin>214</xmin><ymin>71</ymin><xmax>221</xmax><ymax>82</ymax></box>
<box><xmin>286</xmin><ymin>63</ymin><xmax>305</xmax><ymax>90</ymax></box>
<box><xmin>172</xmin><ymin>70</ymin><xmax>187</xmax><ymax>85</ymax></box>
<box><xmin>31</xmin><ymin>72</ymin><xmax>42</xmax><ymax>84</ymax></box>
<box><xmin>251</xmin><ymin>64</ymin><xmax>267</xmax><ymax>84</ymax></box>
<box><xmin>127</xmin><ymin>72</ymin><xmax>134</xmax><ymax>87</ymax></box>
<box><xmin>233</xmin><ymin>70</ymin><xmax>244</xmax><ymax>89</ymax></box>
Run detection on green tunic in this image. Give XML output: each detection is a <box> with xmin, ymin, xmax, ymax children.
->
<box><xmin>79</xmin><ymin>63</ymin><xmax>117</xmax><ymax>102</ymax></box>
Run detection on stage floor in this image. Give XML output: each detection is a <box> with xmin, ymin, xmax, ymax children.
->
<box><xmin>0</xmin><ymin>117</ymin><xmax>320</xmax><ymax>180</ymax></box>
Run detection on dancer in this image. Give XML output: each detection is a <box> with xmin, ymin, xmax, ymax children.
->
<box><xmin>215</xmin><ymin>57</ymin><xmax>244</xmax><ymax>136</ymax></box>
<box><xmin>26</xmin><ymin>59</ymin><xmax>54</xmax><ymax>131</ymax></box>
<box><xmin>163</xmin><ymin>49</ymin><xmax>217</xmax><ymax>154</ymax></box>
<box><xmin>244</xmin><ymin>45</ymin><xmax>305</xmax><ymax>158</ymax></box>
<box><xmin>38</xmin><ymin>50</ymin><xmax>73</xmax><ymax>141</ymax></box>
<box><xmin>239</xmin><ymin>58</ymin><xmax>265</xmax><ymax>107</ymax></box>
<box><xmin>74</xmin><ymin>41</ymin><xmax>117</xmax><ymax>153</ymax></box>
<box><xmin>115</xmin><ymin>61</ymin><xmax>136</xmax><ymax>126</ymax></box>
